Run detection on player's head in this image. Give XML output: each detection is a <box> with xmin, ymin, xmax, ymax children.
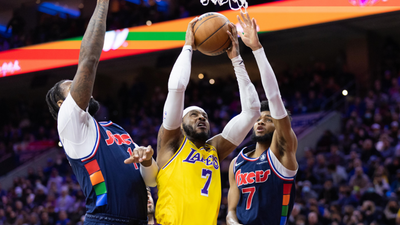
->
<box><xmin>146</xmin><ymin>187</ymin><xmax>155</xmax><ymax>215</ymax></box>
<box><xmin>251</xmin><ymin>100</ymin><xmax>291</xmax><ymax>144</ymax></box>
<box><xmin>182</xmin><ymin>106</ymin><xmax>210</xmax><ymax>143</ymax></box>
<box><xmin>46</xmin><ymin>80</ymin><xmax>100</xmax><ymax>120</ymax></box>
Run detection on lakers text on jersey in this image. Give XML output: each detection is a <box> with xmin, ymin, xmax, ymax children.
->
<box><xmin>156</xmin><ymin>137</ymin><xmax>221</xmax><ymax>225</ymax></box>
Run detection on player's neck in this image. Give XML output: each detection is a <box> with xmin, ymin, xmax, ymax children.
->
<box><xmin>252</xmin><ymin>142</ymin><xmax>270</xmax><ymax>158</ymax></box>
<box><xmin>188</xmin><ymin>137</ymin><xmax>206</xmax><ymax>149</ymax></box>
<box><xmin>147</xmin><ymin>214</ymin><xmax>155</xmax><ymax>224</ymax></box>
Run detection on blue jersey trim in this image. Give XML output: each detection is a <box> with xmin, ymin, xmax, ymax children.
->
<box><xmin>99</xmin><ymin>121</ymin><xmax>113</xmax><ymax>127</ymax></box>
<box><xmin>280</xmin><ymin>216</ymin><xmax>287</xmax><ymax>225</ymax></box>
<box><xmin>162</xmin><ymin>137</ymin><xmax>187</xmax><ymax>170</ymax></box>
<box><xmin>81</xmin><ymin>118</ymin><xmax>101</xmax><ymax>162</ymax></box>
<box><xmin>267</xmin><ymin>150</ymin><xmax>295</xmax><ymax>181</ymax></box>
<box><xmin>96</xmin><ymin>193</ymin><xmax>108</xmax><ymax>206</ymax></box>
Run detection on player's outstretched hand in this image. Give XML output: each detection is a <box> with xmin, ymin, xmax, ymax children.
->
<box><xmin>237</xmin><ymin>12</ymin><xmax>262</xmax><ymax>51</ymax></box>
<box><xmin>185</xmin><ymin>17</ymin><xmax>199</xmax><ymax>50</ymax></box>
<box><xmin>124</xmin><ymin>145</ymin><xmax>154</xmax><ymax>166</ymax></box>
<box><xmin>226</xmin><ymin>22</ymin><xmax>240</xmax><ymax>59</ymax></box>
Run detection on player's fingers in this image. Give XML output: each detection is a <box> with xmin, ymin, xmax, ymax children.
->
<box><xmin>189</xmin><ymin>17</ymin><xmax>198</xmax><ymax>25</ymax></box>
<box><xmin>137</xmin><ymin>149</ymin><xmax>144</xmax><ymax>162</ymax></box>
<box><xmin>237</xmin><ymin>15</ymin><xmax>245</xmax><ymax>29</ymax></box>
<box><xmin>124</xmin><ymin>158</ymin><xmax>133</xmax><ymax>164</ymax></box>
<box><xmin>238</xmin><ymin>30</ymin><xmax>244</xmax><ymax>39</ymax></box>
<box><xmin>188</xmin><ymin>17</ymin><xmax>198</xmax><ymax>29</ymax></box>
<box><xmin>252</xmin><ymin>18</ymin><xmax>257</xmax><ymax>31</ymax></box>
<box><xmin>240</xmin><ymin>11</ymin><xmax>247</xmax><ymax>24</ymax></box>
<box><xmin>132</xmin><ymin>149</ymin><xmax>140</xmax><ymax>161</ymax></box>
<box><xmin>245</xmin><ymin>12</ymin><xmax>251</xmax><ymax>24</ymax></box>
<box><xmin>145</xmin><ymin>145</ymin><xmax>152</xmax><ymax>159</ymax></box>
<box><xmin>226</xmin><ymin>30</ymin><xmax>234</xmax><ymax>43</ymax></box>
<box><xmin>241</xmin><ymin>11</ymin><xmax>249</xmax><ymax>25</ymax></box>
<box><xmin>230</xmin><ymin>23</ymin><xmax>237</xmax><ymax>36</ymax></box>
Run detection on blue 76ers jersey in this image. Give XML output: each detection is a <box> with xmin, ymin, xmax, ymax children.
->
<box><xmin>66</xmin><ymin>120</ymin><xmax>147</xmax><ymax>221</ymax></box>
<box><xmin>233</xmin><ymin>146</ymin><xmax>296</xmax><ymax>225</ymax></box>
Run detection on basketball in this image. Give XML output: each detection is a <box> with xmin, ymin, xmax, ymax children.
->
<box><xmin>194</xmin><ymin>12</ymin><xmax>232</xmax><ymax>56</ymax></box>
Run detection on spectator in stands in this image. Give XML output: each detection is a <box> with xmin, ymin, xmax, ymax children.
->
<box><xmin>55</xmin><ymin>210</ymin><xmax>70</xmax><ymax>225</ymax></box>
<box><xmin>316</xmin><ymin>130</ymin><xmax>338</xmax><ymax>153</ymax></box>
<box><xmin>318</xmin><ymin>179</ymin><xmax>339</xmax><ymax>205</ymax></box>
<box><xmin>360</xmin><ymin>139</ymin><xmax>381</xmax><ymax>164</ymax></box>
<box><xmin>390</xmin><ymin>169</ymin><xmax>400</xmax><ymax>192</ymax></box>
<box><xmin>327</xmin><ymin>144</ymin><xmax>345</xmax><ymax>166</ymax></box>
<box><xmin>55</xmin><ymin>186</ymin><xmax>73</xmax><ymax>213</ymax></box>
<box><xmin>307</xmin><ymin>212</ymin><xmax>321</xmax><ymax>225</ymax></box>
<box><xmin>350</xmin><ymin>166</ymin><xmax>371</xmax><ymax>193</ymax></box>
<box><xmin>337</xmin><ymin>184</ymin><xmax>358</xmax><ymax>207</ymax></box>
<box><xmin>383</xmin><ymin>199</ymin><xmax>399</xmax><ymax>225</ymax></box>
<box><xmin>361</xmin><ymin>200</ymin><xmax>380</xmax><ymax>224</ymax></box>
<box><xmin>300</xmin><ymin>181</ymin><xmax>318</xmax><ymax>202</ymax></box>
<box><xmin>313</xmin><ymin>154</ymin><xmax>330</xmax><ymax>184</ymax></box>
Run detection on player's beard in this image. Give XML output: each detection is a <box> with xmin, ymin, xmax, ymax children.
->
<box><xmin>251</xmin><ymin>130</ymin><xmax>274</xmax><ymax>144</ymax></box>
<box><xmin>88</xmin><ymin>98</ymin><xmax>100</xmax><ymax>117</ymax></box>
<box><xmin>182</xmin><ymin>123</ymin><xmax>210</xmax><ymax>143</ymax></box>
<box><xmin>148</xmin><ymin>205</ymin><xmax>155</xmax><ymax>214</ymax></box>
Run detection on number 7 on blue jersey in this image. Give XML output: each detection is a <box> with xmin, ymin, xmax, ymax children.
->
<box><xmin>201</xmin><ymin>169</ymin><xmax>212</xmax><ymax>196</ymax></box>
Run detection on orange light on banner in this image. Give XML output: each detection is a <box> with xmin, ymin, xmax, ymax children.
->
<box><xmin>1</xmin><ymin>0</ymin><xmax>400</xmax><ymax>77</ymax></box>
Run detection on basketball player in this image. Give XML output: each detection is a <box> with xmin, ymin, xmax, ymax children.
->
<box><xmin>155</xmin><ymin>17</ymin><xmax>261</xmax><ymax>225</ymax></box>
<box><xmin>146</xmin><ymin>187</ymin><xmax>157</xmax><ymax>225</ymax></box>
<box><xmin>226</xmin><ymin>12</ymin><xmax>298</xmax><ymax>225</ymax></box>
<box><xmin>45</xmin><ymin>0</ymin><xmax>158</xmax><ymax>224</ymax></box>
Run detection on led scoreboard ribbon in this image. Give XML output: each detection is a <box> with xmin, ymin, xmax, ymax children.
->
<box><xmin>1</xmin><ymin>0</ymin><xmax>400</xmax><ymax>77</ymax></box>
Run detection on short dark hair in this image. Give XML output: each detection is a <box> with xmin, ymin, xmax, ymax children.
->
<box><xmin>260</xmin><ymin>100</ymin><xmax>292</xmax><ymax>121</ymax></box>
<box><xmin>260</xmin><ymin>100</ymin><xmax>270</xmax><ymax>112</ymax></box>
<box><xmin>46</xmin><ymin>80</ymin><xmax>67</xmax><ymax>120</ymax></box>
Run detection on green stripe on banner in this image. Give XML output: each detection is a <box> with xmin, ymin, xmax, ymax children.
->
<box><xmin>94</xmin><ymin>182</ymin><xmax>107</xmax><ymax>196</ymax></box>
<box><xmin>281</xmin><ymin>205</ymin><xmax>288</xmax><ymax>216</ymax></box>
<box><xmin>57</xmin><ymin>31</ymin><xmax>265</xmax><ymax>42</ymax></box>
<box><xmin>126</xmin><ymin>32</ymin><xmax>185</xmax><ymax>41</ymax></box>
<box><xmin>64</xmin><ymin>37</ymin><xmax>83</xmax><ymax>41</ymax></box>
<box><xmin>64</xmin><ymin>32</ymin><xmax>186</xmax><ymax>41</ymax></box>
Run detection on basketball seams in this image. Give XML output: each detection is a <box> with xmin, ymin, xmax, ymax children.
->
<box><xmin>197</xmin><ymin>19</ymin><xmax>229</xmax><ymax>48</ymax></box>
<box><xmin>209</xmin><ymin>37</ymin><xmax>231</xmax><ymax>55</ymax></box>
<box><xmin>194</xmin><ymin>15</ymin><xmax>221</xmax><ymax>35</ymax></box>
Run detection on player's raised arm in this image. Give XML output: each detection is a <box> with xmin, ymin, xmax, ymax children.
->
<box><xmin>70</xmin><ymin>0</ymin><xmax>109</xmax><ymax>110</ymax></box>
<box><xmin>227</xmin><ymin>158</ymin><xmax>243</xmax><ymax>225</ymax></box>
<box><xmin>209</xmin><ymin>22</ymin><xmax>261</xmax><ymax>161</ymax></box>
<box><xmin>156</xmin><ymin>17</ymin><xmax>198</xmax><ymax>168</ymax></box>
<box><xmin>238</xmin><ymin>12</ymin><xmax>297</xmax><ymax>166</ymax></box>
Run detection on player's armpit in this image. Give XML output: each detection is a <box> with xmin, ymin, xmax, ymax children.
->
<box><xmin>208</xmin><ymin>134</ymin><xmax>237</xmax><ymax>161</ymax></box>
<box><xmin>271</xmin><ymin>116</ymin><xmax>298</xmax><ymax>156</ymax></box>
<box><xmin>212</xmin><ymin>110</ymin><xmax>260</xmax><ymax>161</ymax></box>
<box><xmin>270</xmin><ymin>116</ymin><xmax>298</xmax><ymax>171</ymax></box>
<box><xmin>156</xmin><ymin>126</ymin><xmax>183</xmax><ymax>169</ymax></box>
<box><xmin>227</xmin><ymin>158</ymin><xmax>242</xmax><ymax>225</ymax></box>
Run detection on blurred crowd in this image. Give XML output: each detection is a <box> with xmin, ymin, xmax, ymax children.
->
<box><xmin>284</xmin><ymin>68</ymin><xmax>400</xmax><ymax>225</ymax></box>
<box><xmin>0</xmin><ymin>153</ymin><xmax>87</xmax><ymax>225</ymax></box>
<box><xmin>0</xmin><ymin>56</ymin><xmax>371</xmax><ymax>225</ymax></box>
<box><xmin>1</xmin><ymin>2</ymin><xmax>400</xmax><ymax>222</ymax></box>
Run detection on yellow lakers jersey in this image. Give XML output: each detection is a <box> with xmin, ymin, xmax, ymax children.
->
<box><xmin>156</xmin><ymin>136</ymin><xmax>221</xmax><ymax>225</ymax></box>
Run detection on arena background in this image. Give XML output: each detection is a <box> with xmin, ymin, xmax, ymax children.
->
<box><xmin>1</xmin><ymin>0</ymin><xmax>400</xmax><ymax>224</ymax></box>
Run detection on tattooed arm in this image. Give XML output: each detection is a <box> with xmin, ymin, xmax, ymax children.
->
<box><xmin>70</xmin><ymin>0</ymin><xmax>109</xmax><ymax>110</ymax></box>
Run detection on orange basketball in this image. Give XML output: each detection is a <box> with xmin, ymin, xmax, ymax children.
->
<box><xmin>194</xmin><ymin>12</ymin><xmax>232</xmax><ymax>56</ymax></box>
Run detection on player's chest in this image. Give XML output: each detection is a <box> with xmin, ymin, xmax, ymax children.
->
<box><xmin>235</xmin><ymin>158</ymin><xmax>272</xmax><ymax>188</ymax></box>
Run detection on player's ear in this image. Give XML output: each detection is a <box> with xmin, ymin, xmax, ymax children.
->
<box><xmin>57</xmin><ymin>100</ymin><xmax>64</xmax><ymax>108</ymax></box>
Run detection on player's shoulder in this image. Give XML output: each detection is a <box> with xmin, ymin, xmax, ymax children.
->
<box><xmin>98</xmin><ymin>121</ymin><xmax>125</xmax><ymax>130</ymax></box>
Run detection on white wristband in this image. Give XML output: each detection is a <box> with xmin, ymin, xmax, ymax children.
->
<box><xmin>140</xmin><ymin>158</ymin><xmax>158</xmax><ymax>187</ymax></box>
